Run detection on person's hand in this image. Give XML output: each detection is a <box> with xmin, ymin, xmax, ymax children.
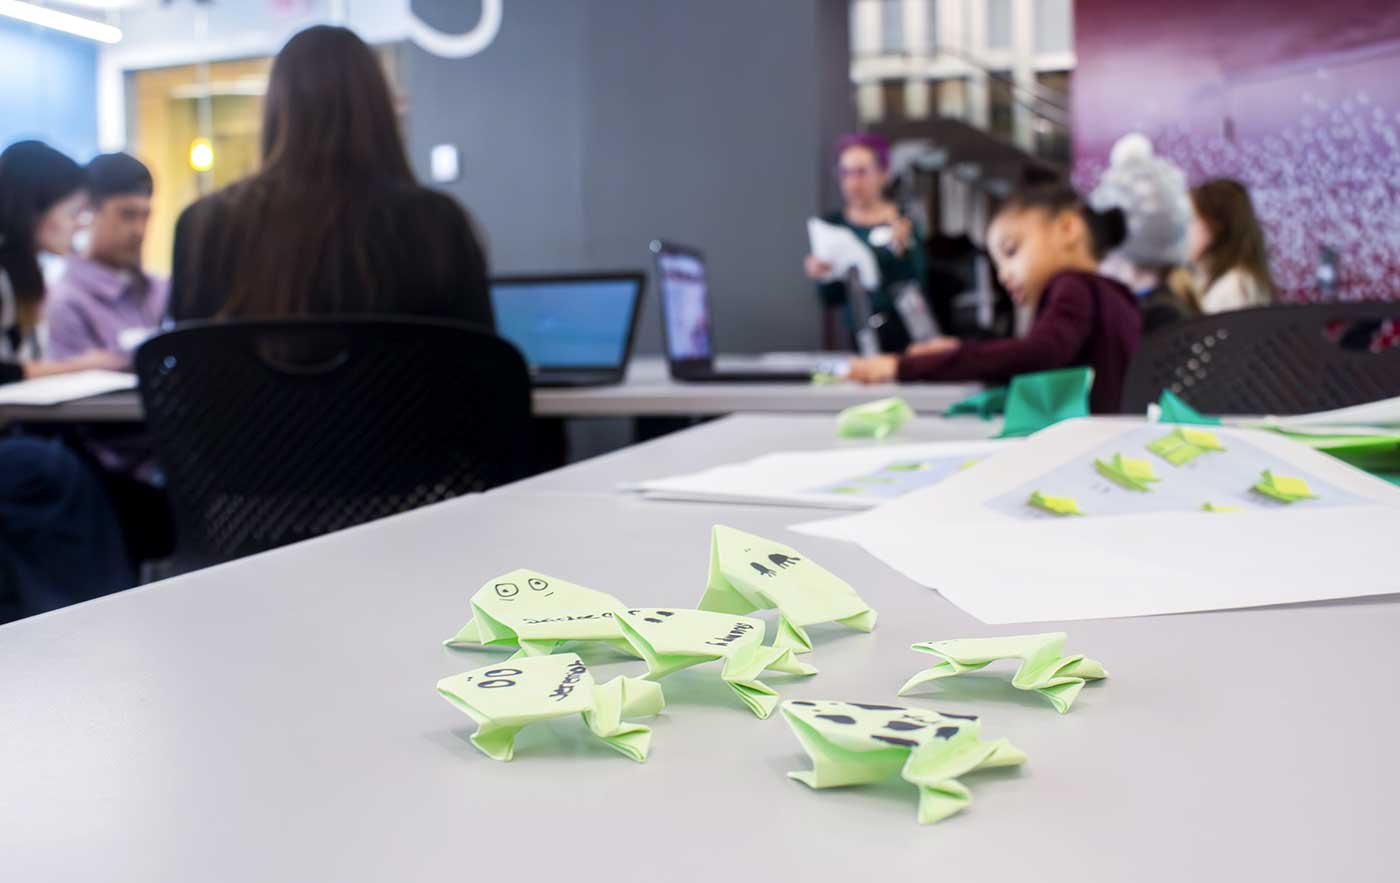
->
<box><xmin>23</xmin><ymin>349</ymin><xmax>130</xmax><ymax>379</ymax></box>
<box><xmin>905</xmin><ymin>337</ymin><xmax>960</xmax><ymax>358</ymax></box>
<box><xmin>890</xmin><ymin>216</ymin><xmax>913</xmax><ymax>253</ymax></box>
<box><xmin>847</xmin><ymin>355</ymin><xmax>900</xmax><ymax>384</ymax></box>
<box><xmin>804</xmin><ymin>254</ymin><xmax>834</xmax><ymax>280</ymax></box>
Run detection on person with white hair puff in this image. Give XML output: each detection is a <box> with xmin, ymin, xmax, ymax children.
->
<box><xmin>1089</xmin><ymin>134</ymin><xmax>1198</xmax><ymax>334</ymax></box>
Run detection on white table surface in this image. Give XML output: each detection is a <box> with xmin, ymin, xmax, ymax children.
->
<box><xmin>0</xmin><ymin>357</ymin><xmax>978</xmax><ymax>423</ymax></box>
<box><xmin>1</xmin><ymin>416</ymin><xmax>1395</xmax><ymax>881</ymax></box>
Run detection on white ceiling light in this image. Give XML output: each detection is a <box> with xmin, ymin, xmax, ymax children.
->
<box><xmin>0</xmin><ymin>0</ymin><xmax>123</xmax><ymax>44</ymax></box>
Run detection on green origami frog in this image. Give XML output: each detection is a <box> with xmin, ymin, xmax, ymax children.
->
<box><xmin>699</xmin><ymin>525</ymin><xmax>877</xmax><ymax>654</ymax></box>
<box><xmin>443</xmin><ymin>568</ymin><xmax>636</xmax><ymax>659</ymax></box>
<box><xmin>614</xmin><ymin>607</ymin><xmax>816</xmax><ymax>719</ymax></box>
<box><xmin>782</xmin><ymin>699</ymin><xmax>1026</xmax><ymax>824</ymax></box>
<box><xmin>898</xmin><ymin>632</ymin><xmax>1107</xmax><ymax>714</ymax></box>
<box><xmin>436</xmin><ymin>652</ymin><xmax>664</xmax><ymax>762</ymax></box>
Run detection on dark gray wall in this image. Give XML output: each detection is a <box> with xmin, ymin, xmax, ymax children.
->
<box><xmin>404</xmin><ymin>0</ymin><xmax>854</xmax><ymax>354</ymax></box>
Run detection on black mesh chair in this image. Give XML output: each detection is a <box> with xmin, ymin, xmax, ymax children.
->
<box><xmin>1121</xmin><ymin>303</ymin><xmax>1400</xmax><ymax>414</ymax></box>
<box><xmin>135</xmin><ymin>318</ymin><xmax>532</xmax><ymax>567</ymax></box>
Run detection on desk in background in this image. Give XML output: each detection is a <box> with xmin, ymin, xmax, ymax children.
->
<box><xmin>0</xmin><ymin>357</ymin><xmax>979</xmax><ymax>425</ymax></box>
<box><xmin>0</xmin><ymin>414</ymin><xmax>1394</xmax><ymax>882</ymax></box>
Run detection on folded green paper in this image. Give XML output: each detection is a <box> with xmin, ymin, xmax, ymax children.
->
<box><xmin>1028</xmin><ymin>490</ymin><xmax>1082</xmax><ymax>516</ymax></box>
<box><xmin>614</xmin><ymin>607</ymin><xmax>816</xmax><ymax>718</ymax></box>
<box><xmin>1156</xmin><ymin>390</ymin><xmax>1221</xmax><ymax>425</ymax></box>
<box><xmin>898</xmin><ymin>633</ymin><xmax>1107</xmax><ymax>713</ymax></box>
<box><xmin>444</xmin><ymin>568</ymin><xmax>635</xmax><ymax>658</ymax></box>
<box><xmin>782</xmin><ymin>700</ymin><xmax>1026</xmax><ymax>824</ymax></box>
<box><xmin>1254</xmin><ymin>470</ymin><xmax>1317</xmax><ymax>502</ymax></box>
<box><xmin>1095</xmin><ymin>452</ymin><xmax>1160</xmax><ymax>491</ymax></box>
<box><xmin>945</xmin><ymin>386</ymin><xmax>1008</xmax><ymax>420</ymax></box>
<box><xmin>699</xmin><ymin>525</ymin><xmax>877</xmax><ymax>654</ymax></box>
<box><xmin>436</xmin><ymin>653</ymin><xmax>664</xmax><ymax>762</ymax></box>
<box><xmin>996</xmin><ymin>366</ymin><xmax>1093</xmax><ymax>438</ymax></box>
<box><xmin>1147</xmin><ymin>426</ymin><xmax>1227</xmax><ymax>466</ymax></box>
<box><xmin>837</xmin><ymin>397</ymin><xmax>915</xmax><ymax>439</ymax></box>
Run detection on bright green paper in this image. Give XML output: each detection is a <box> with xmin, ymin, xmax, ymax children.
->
<box><xmin>898</xmin><ymin>633</ymin><xmax>1107</xmax><ymax>714</ymax></box>
<box><xmin>945</xmin><ymin>386</ymin><xmax>1008</xmax><ymax>420</ymax></box>
<box><xmin>1147</xmin><ymin>427</ymin><xmax>1227</xmax><ymax>466</ymax></box>
<box><xmin>1028</xmin><ymin>490</ymin><xmax>1082</xmax><ymax>516</ymax></box>
<box><xmin>996</xmin><ymin>366</ymin><xmax>1094</xmax><ymax>438</ymax></box>
<box><xmin>614</xmin><ymin>608</ymin><xmax>816</xmax><ymax>719</ymax></box>
<box><xmin>1254</xmin><ymin>470</ymin><xmax>1317</xmax><ymax>502</ymax></box>
<box><xmin>699</xmin><ymin>524</ymin><xmax>877</xmax><ymax>654</ymax></box>
<box><xmin>443</xmin><ymin>568</ymin><xmax>635</xmax><ymax>658</ymax></box>
<box><xmin>837</xmin><ymin>397</ymin><xmax>915</xmax><ymax>439</ymax></box>
<box><xmin>436</xmin><ymin>653</ymin><xmax>664</xmax><ymax>762</ymax></box>
<box><xmin>1157</xmin><ymin>389</ymin><xmax>1221</xmax><ymax>425</ymax></box>
<box><xmin>1202</xmin><ymin>502</ymin><xmax>1242</xmax><ymax>513</ymax></box>
<box><xmin>781</xmin><ymin>700</ymin><xmax>1026</xmax><ymax>825</ymax></box>
<box><xmin>1094</xmin><ymin>452</ymin><xmax>1160</xmax><ymax>492</ymax></box>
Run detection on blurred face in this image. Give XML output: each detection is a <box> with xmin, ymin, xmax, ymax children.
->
<box><xmin>1186</xmin><ymin>205</ymin><xmax>1212</xmax><ymax>263</ymax></box>
<box><xmin>33</xmin><ymin>191</ymin><xmax>89</xmax><ymax>257</ymax></box>
<box><xmin>987</xmin><ymin>206</ymin><xmax>1088</xmax><ymax>307</ymax></box>
<box><xmin>87</xmin><ymin>193</ymin><xmax>152</xmax><ymax>270</ymax></box>
<box><xmin>837</xmin><ymin>146</ymin><xmax>886</xmax><ymax>209</ymax></box>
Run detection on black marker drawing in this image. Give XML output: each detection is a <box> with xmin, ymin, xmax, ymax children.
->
<box><xmin>750</xmin><ymin>562</ymin><xmax>776</xmax><ymax>578</ymax></box>
<box><xmin>934</xmin><ymin>726</ymin><xmax>960</xmax><ymax>739</ymax></box>
<box><xmin>870</xmin><ymin>734</ymin><xmax>919</xmax><ymax>748</ymax></box>
<box><xmin>884</xmin><ymin>720</ymin><xmax>925</xmax><ymax>731</ymax></box>
<box><xmin>768</xmin><ymin>553</ymin><xmax>801</xmax><ymax>569</ymax></box>
<box><xmin>494</xmin><ymin>582</ymin><xmax>519</xmax><ymax>600</ymax></box>
<box><xmin>816</xmin><ymin>714</ymin><xmax>856</xmax><ymax>725</ymax></box>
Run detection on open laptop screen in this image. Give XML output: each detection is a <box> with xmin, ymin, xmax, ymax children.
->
<box><xmin>490</xmin><ymin>276</ymin><xmax>641</xmax><ymax>369</ymax></box>
<box><xmin>655</xmin><ymin>248</ymin><xmax>713</xmax><ymax>361</ymax></box>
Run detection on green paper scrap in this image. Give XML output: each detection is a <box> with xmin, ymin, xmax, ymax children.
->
<box><xmin>996</xmin><ymin>366</ymin><xmax>1094</xmax><ymax>439</ymax></box>
<box><xmin>1028</xmin><ymin>490</ymin><xmax>1082</xmax><ymax>516</ymax></box>
<box><xmin>1094</xmin><ymin>452</ymin><xmax>1161</xmax><ymax>492</ymax></box>
<box><xmin>945</xmin><ymin>386</ymin><xmax>1008</xmax><ymax>420</ymax></box>
<box><xmin>898</xmin><ymin>633</ymin><xmax>1107</xmax><ymax>714</ymax></box>
<box><xmin>699</xmin><ymin>524</ymin><xmax>877</xmax><ymax>654</ymax></box>
<box><xmin>1147</xmin><ymin>426</ymin><xmax>1227</xmax><ymax>466</ymax></box>
<box><xmin>614</xmin><ymin>608</ymin><xmax>816</xmax><ymax>719</ymax></box>
<box><xmin>1156</xmin><ymin>389</ymin><xmax>1221</xmax><ymax>425</ymax></box>
<box><xmin>444</xmin><ymin>568</ymin><xmax>635</xmax><ymax>659</ymax></box>
<box><xmin>781</xmin><ymin>700</ymin><xmax>1026</xmax><ymax>825</ymax></box>
<box><xmin>436</xmin><ymin>653</ymin><xmax>664</xmax><ymax>762</ymax></box>
<box><xmin>1254</xmin><ymin>469</ymin><xmax>1318</xmax><ymax>503</ymax></box>
<box><xmin>837</xmin><ymin>397</ymin><xmax>915</xmax><ymax>439</ymax></box>
<box><xmin>1202</xmin><ymin>502</ymin><xmax>1242</xmax><ymax>513</ymax></box>
<box><xmin>810</xmin><ymin>372</ymin><xmax>840</xmax><ymax>386</ymax></box>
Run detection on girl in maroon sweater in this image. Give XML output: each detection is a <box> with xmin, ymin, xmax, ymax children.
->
<box><xmin>848</xmin><ymin>183</ymin><xmax>1143</xmax><ymax>413</ymax></box>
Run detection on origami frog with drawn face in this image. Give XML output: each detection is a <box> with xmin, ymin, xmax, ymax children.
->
<box><xmin>444</xmin><ymin>568</ymin><xmax>636</xmax><ymax>658</ymax></box>
<box><xmin>781</xmin><ymin>699</ymin><xmax>1026</xmax><ymax>825</ymax></box>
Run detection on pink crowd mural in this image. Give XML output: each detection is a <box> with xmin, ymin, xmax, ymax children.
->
<box><xmin>1072</xmin><ymin>0</ymin><xmax>1400</xmax><ymax>303</ymax></box>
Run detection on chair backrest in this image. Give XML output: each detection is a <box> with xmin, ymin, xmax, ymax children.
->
<box><xmin>1120</xmin><ymin>303</ymin><xmax>1400</xmax><ymax>414</ymax></box>
<box><xmin>135</xmin><ymin>318</ymin><xmax>532</xmax><ymax>565</ymax></box>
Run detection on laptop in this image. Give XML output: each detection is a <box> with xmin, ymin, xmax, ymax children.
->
<box><xmin>650</xmin><ymin>240</ymin><xmax>837</xmax><ymax>383</ymax></box>
<box><xmin>490</xmin><ymin>272</ymin><xmax>645</xmax><ymax>387</ymax></box>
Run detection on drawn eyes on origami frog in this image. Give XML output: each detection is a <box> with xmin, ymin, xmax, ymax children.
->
<box><xmin>495</xmin><ymin>582</ymin><xmax>520</xmax><ymax>600</ymax></box>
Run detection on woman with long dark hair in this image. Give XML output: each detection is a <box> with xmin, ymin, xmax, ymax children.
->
<box><xmin>1187</xmin><ymin>179</ymin><xmax>1276</xmax><ymax>313</ymax></box>
<box><xmin>168</xmin><ymin>26</ymin><xmax>493</xmax><ymax>324</ymax></box>
<box><xmin>0</xmin><ymin>140</ymin><xmax>127</xmax><ymax>384</ymax></box>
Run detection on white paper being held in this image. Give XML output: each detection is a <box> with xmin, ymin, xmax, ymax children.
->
<box><xmin>792</xmin><ymin>418</ymin><xmax>1400</xmax><ymax>624</ymax></box>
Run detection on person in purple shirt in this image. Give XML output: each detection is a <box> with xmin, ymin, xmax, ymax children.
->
<box><xmin>47</xmin><ymin>152</ymin><xmax>168</xmax><ymax>359</ymax></box>
<box><xmin>848</xmin><ymin>182</ymin><xmax>1142</xmax><ymax>413</ymax></box>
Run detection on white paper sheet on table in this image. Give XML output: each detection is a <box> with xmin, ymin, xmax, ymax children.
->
<box><xmin>793</xmin><ymin>418</ymin><xmax>1400</xmax><ymax>623</ymax></box>
<box><xmin>1252</xmin><ymin>394</ymin><xmax>1400</xmax><ymax>431</ymax></box>
<box><xmin>0</xmin><ymin>370</ymin><xmax>136</xmax><ymax>406</ymax></box>
<box><xmin>630</xmin><ymin>440</ymin><xmax>1010</xmax><ymax>510</ymax></box>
